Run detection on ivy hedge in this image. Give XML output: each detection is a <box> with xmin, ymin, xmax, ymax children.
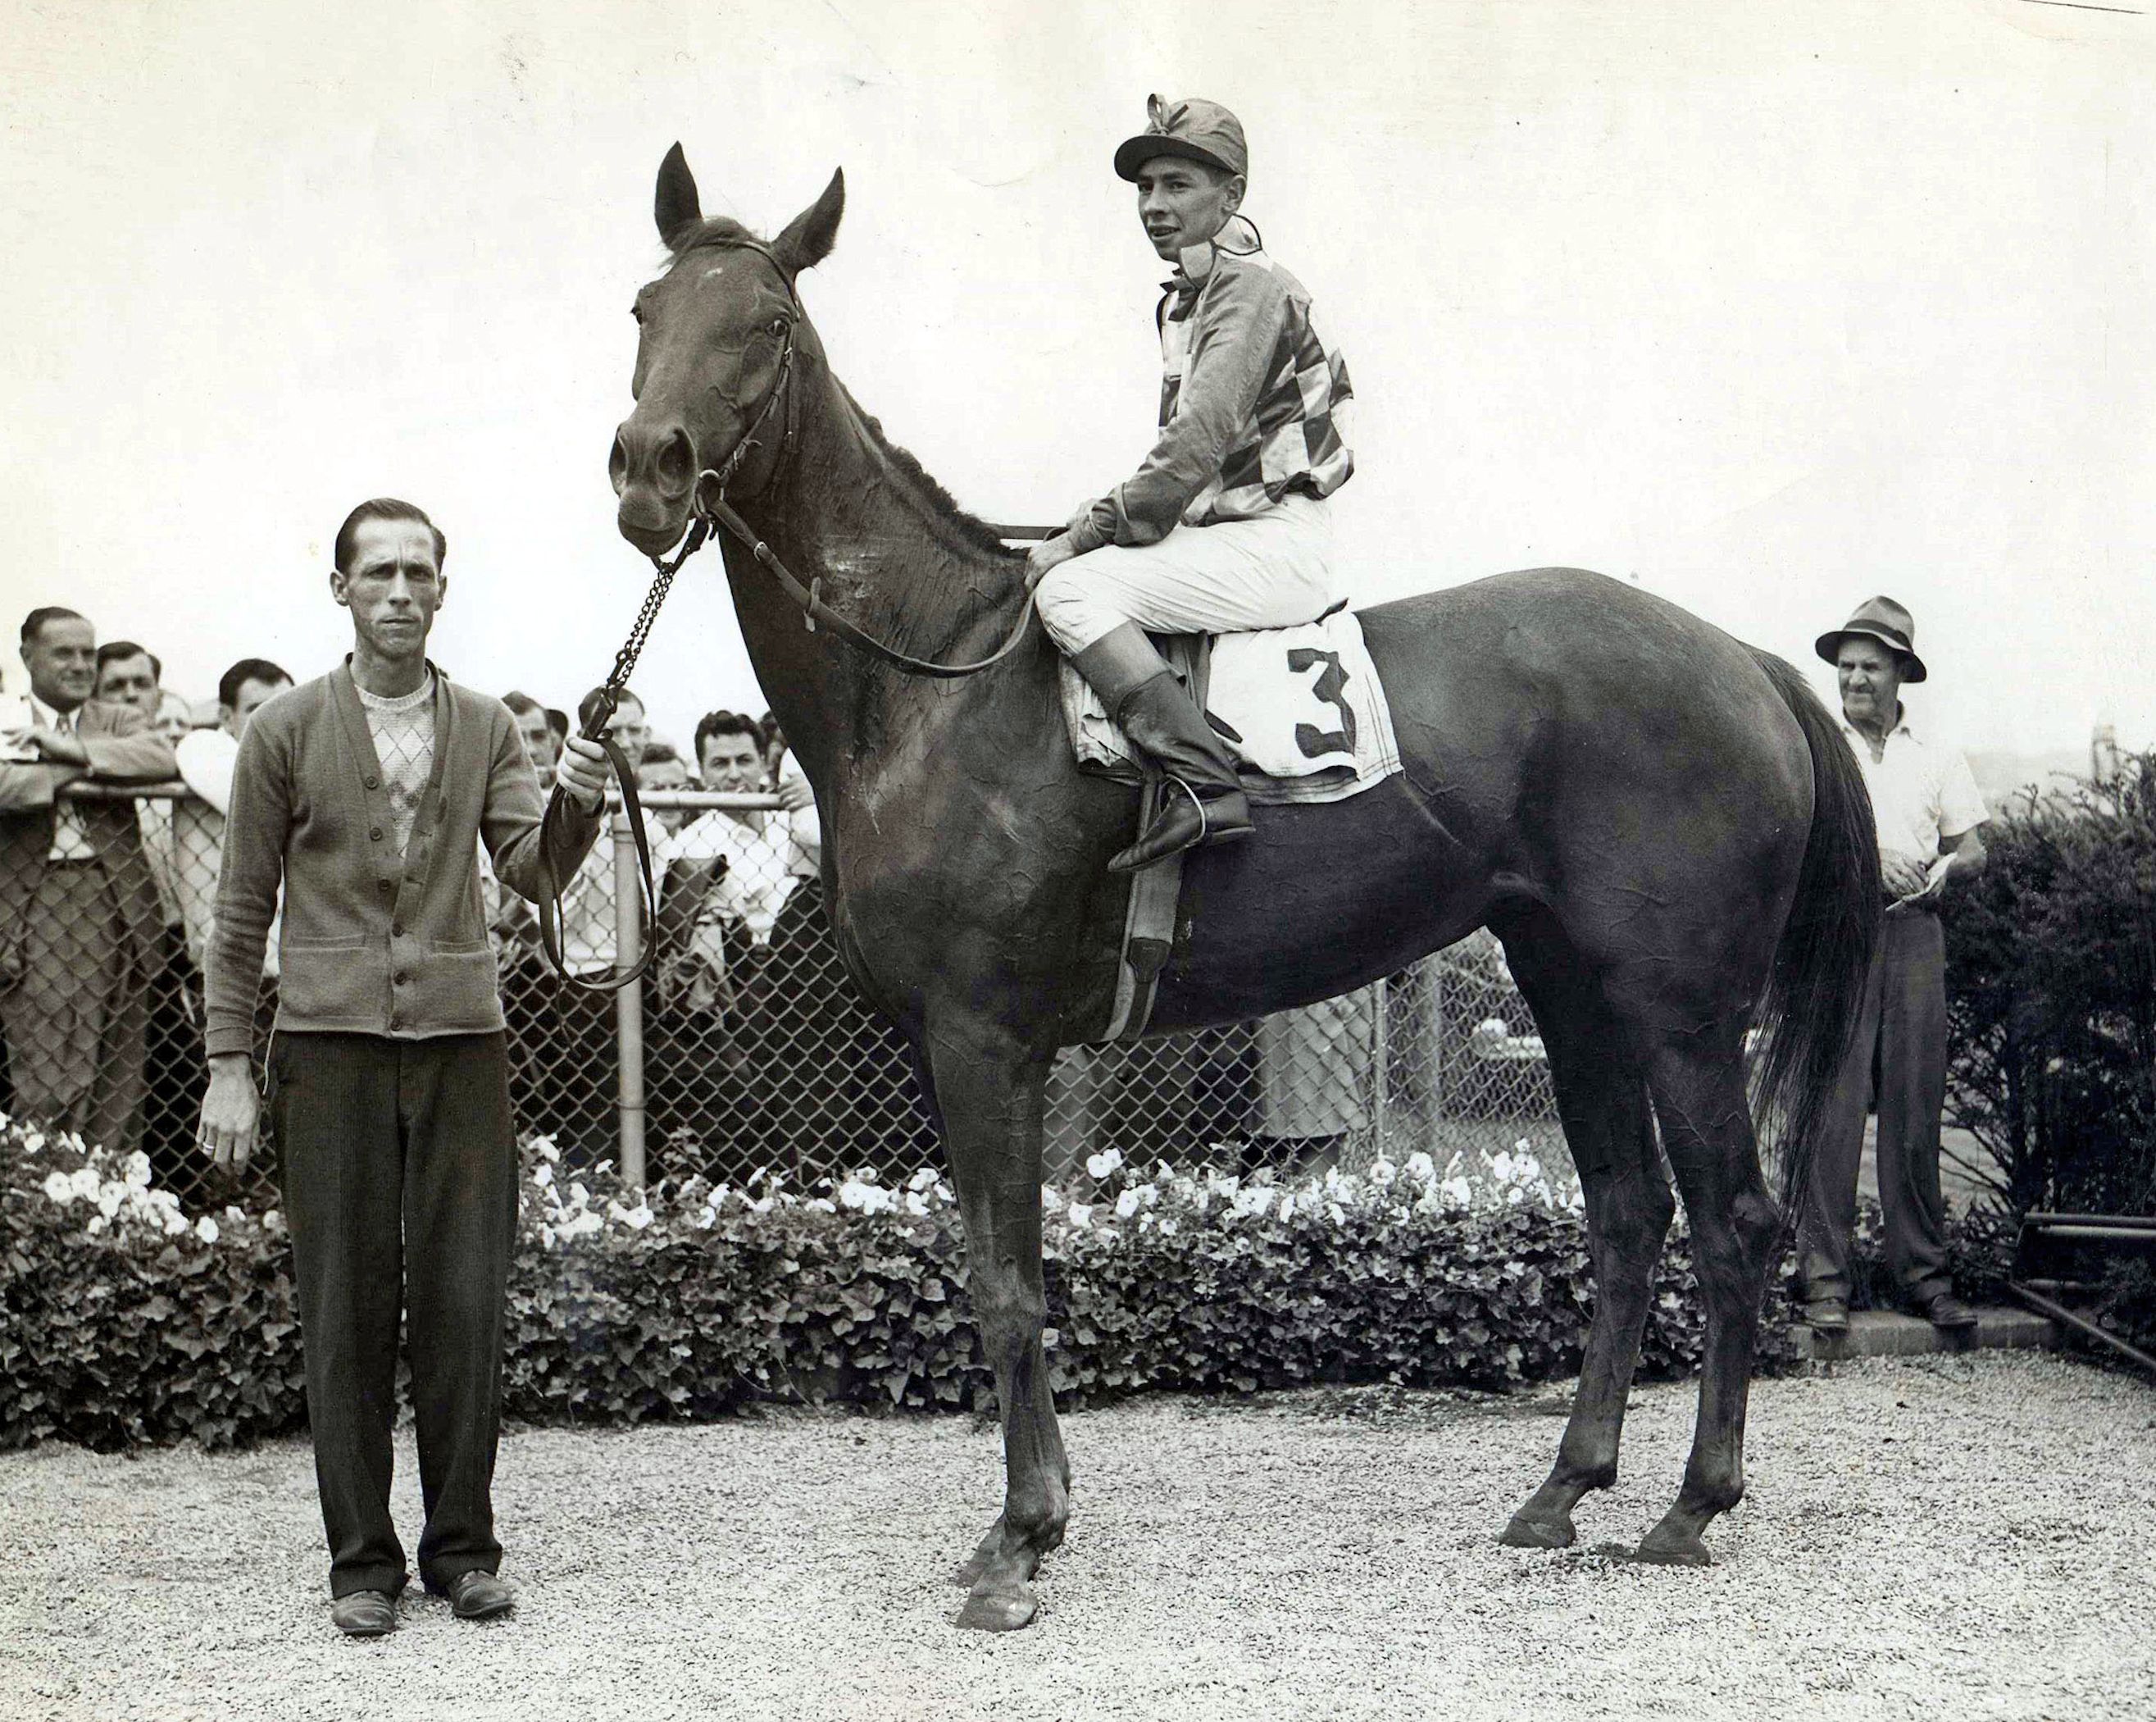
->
<box><xmin>2</xmin><ymin>1118</ymin><xmax>1823</xmax><ymax>1454</ymax></box>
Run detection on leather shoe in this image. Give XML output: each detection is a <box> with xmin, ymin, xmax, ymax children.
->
<box><xmin>1804</xmin><ymin>1297</ymin><xmax>1849</xmax><ymax>1337</ymax></box>
<box><xmin>1919</xmin><ymin>1291</ymin><xmax>1980</xmax><ymax>1331</ymax></box>
<box><xmin>330</xmin><ymin>1590</ymin><xmax>396</xmax><ymax>1638</ymax></box>
<box><xmin>446</xmin><ymin>1570</ymin><xmax>514</xmax><ymax>1620</ymax></box>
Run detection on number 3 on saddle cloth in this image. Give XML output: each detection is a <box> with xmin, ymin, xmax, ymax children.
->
<box><xmin>1058</xmin><ymin>605</ymin><xmax>1404</xmax><ymax>1040</ymax></box>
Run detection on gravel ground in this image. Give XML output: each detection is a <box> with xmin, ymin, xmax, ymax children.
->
<box><xmin>2</xmin><ymin>1352</ymin><xmax>2152</xmax><ymax>1722</ymax></box>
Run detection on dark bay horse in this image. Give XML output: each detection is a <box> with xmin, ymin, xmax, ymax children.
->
<box><xmin>607</xmin><ymin>147</ymin><xmax>1877</xmax><ymax>1631</ymax></box>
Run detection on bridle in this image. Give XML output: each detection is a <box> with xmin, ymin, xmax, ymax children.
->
<box><xmin>535</xmin><ymin>237</ymin><xmax>1039</xmax><ymax>992</ymax></box>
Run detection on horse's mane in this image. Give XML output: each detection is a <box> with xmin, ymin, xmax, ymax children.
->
<box><xmin>838</xmin><ymin>389</ymin><xmax>1018</xmax><ymax>559</ymax></box>
<box><xmin>663</xmin><ymin>218</ymin><xmax>1020</xmax><ymax>562</ymax></box>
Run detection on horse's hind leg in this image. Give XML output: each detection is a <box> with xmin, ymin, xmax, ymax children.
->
<box><xmin>1493</xmin><ymin>913</ymin><xmax>1674</xmax><ymax>1549</ymax></box>
<box><xmin>1635</xmin><ymin>1035</ymin><xmax>1782</xmax><ymax>1566</ymax></box>
<box><xmin>922</xmin><ymin>1019</ymin><xmax>1070</xmax><ymax>1631</ymax></box>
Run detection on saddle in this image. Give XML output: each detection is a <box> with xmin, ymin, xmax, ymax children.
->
<box><xmin>1074</xmin><ymin>609</ymin><xmax>1403</xmax><ymax>1041</ymax></box>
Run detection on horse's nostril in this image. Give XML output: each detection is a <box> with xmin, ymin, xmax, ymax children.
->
<box><xmin>608</xmin><ymin>430</ymin><xmax>630</xmax><ymax>496</ymax></box>
<box><xmin>654</xmin><ymin>428</ymin><xmax>694</xmax><ymax>496</ymax></box>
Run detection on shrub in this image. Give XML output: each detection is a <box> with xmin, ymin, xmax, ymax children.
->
<box><xmin>4</xmin><ymin>1118</ymin><xmax>1814</xmax><ymax>1454</ymax></box>
<box><xmin>1945</xmin><ymin>753</ymin><xmax>2156</xmax><ymax>1220</ymax></box>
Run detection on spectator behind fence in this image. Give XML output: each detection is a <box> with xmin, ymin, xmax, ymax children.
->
<box><xmin>197</xmin><ymin>498</ymin><xmax>612</xmax><ymax>1638</ymax></box>
<box><xmin>2</xmin><ymin>608</ymin><xmax>175</xmax><ymax>1152</ymax></box>
<box><xmin>501</xmin><ymin>689</ymin><xmax>559</xmax><ymax>780</ymax></box>
<box><xmin>637</xmin><ymin>740</ymin><xmax>692</xmax><ymax>837</ymax></box>
<box><xmin>507</xmin><ymin>685</ymin><xmax>653</xmax><ymax>1162</ymax></box>
<box><xmin>96</xmin><ymin>641</ymin><xmax>212</xmax><ymax>1185</ymax></box>
<box><xmin>173</xmin><ymin>659</ymin><xmax>294</xmax><ymax>968</ymax></box>
<box><xmin>1799</xmin><ymin>598</ymin><xmax>1989</xmax><ymax>1338</ymax></box>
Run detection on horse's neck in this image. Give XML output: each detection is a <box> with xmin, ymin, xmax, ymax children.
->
<box><xmin>719</xmin><ymin>372</ymin><xmax>1046</xmax><ymax>790</ymax></box>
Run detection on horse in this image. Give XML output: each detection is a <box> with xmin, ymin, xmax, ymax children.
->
<box><xmin>605</xmin><ymin>145</ymin><xmax>1878</xmax><ymax>1632</ymax></box>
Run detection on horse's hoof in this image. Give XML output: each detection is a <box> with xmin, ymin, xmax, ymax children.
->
<box><xmin>1631</xmin><ymin>1529</ymin><xmax>1713</xmax><ymax>1567</ymax></box>
<box><xmin>949</xmin><ymin>1516</ymin><xmax>1005</xmax><ymax>1587</ymax></box>
<box><xmin>956</xmin><ymin>1580</ymin><xmax>1038</xmax><ymax>1633</ymax></box>
<box><xmin>1499</xmin><ymin>1512</ymin><xmax>1575</xmax><ymax>1550</ymax></box>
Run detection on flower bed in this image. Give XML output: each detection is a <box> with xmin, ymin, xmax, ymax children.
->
<box><xmin>2</xmin><ymin>1114</ymin><xmax>1803</xmax><ymax>1453</ymax></box>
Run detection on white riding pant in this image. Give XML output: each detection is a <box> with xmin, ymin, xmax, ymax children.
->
<box><xmin>1033</xmin><ymin>494</ymin><xmax>1337</xmax><ymax>654</ymax></box>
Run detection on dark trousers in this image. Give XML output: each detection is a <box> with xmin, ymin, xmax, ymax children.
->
<box><xmin>0</xmin><ymin>860</ymin><xmax>150</xmax><ymax>1154</ymax></box>
<box><xmin>1799</xmin><ymin>909</ymin><xmax>1953</xmax><ymax>1306</ymax></box>
<box><xmin>272</xmin><ymin>1031</ymin><xmax>518</xmax><ymax>1599</ymax></box>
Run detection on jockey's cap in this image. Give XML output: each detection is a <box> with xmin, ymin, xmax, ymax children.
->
<box><xmin>1113</xmin><ymin>94</ymin><xmax>1248</xmax><ymax>183</ymax></box>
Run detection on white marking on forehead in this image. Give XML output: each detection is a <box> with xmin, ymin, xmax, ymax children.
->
<box><xmin>702</xmin><ymin>265</ymin><xmax>728</xmax><ymax>281</ymax></box>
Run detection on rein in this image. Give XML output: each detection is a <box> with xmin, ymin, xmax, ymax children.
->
<box><xmin>535</xmin><ymin>236</ymin><xmax>1047</xmax><ymax>990</ymax></box>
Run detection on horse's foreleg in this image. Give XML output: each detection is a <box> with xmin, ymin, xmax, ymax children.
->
<box><xmin>1494</xmin><ymin>921</ymin><xmax>1673</xmax><ymax>1549</ymax></box>
<box><xmin>925</xmin><ymin>1022</ymin><xmax>1069</xmax><ymax>1632</ymax></box>
<box><xmin>1635</xmin><ymin>1036</ymin><xmax>1782</xmax><ymax>1566</ymax></box>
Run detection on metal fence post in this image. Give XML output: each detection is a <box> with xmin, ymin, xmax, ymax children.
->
<box><xmin>1371</xmin><ymin>976</ymin><xmax>1390</xmax><ymax>1159</ymax></box>
<box><xmin>612</xmin><ymin>807</ymin><xmax>647</xmax><ymax>1189</ymax></box>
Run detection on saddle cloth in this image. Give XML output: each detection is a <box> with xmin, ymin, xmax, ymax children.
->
<box><xmin>1060</xmin><ymin>608</ymin><xmax>1402</xmax><ymax>806</ymax></box>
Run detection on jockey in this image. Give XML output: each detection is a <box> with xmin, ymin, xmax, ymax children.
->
<box><xmin>1028</xmin><ymin>95</ymin><xmax>1355</xmax><ymax>872</ymax></box>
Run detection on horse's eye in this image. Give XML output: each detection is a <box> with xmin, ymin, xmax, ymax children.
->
<box><xmin>769</xmin><ymin>317</ymin><xmax>789</xmax><ymax>337</ymax></box>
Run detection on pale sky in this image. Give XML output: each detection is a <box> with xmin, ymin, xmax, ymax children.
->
<box><xmin>3</xmin><ymin>0</ymin><xmax>2149</xmax><ymax>759</ymax></box>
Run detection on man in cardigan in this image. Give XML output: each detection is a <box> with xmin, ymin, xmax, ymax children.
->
<box><xmin>2</xmin><ymin>608</ymin><xmax>175</xmax><ymax>1152</ymax></box>
<box><xmin>1027</xmin><ymin>95</ymin><xmax>1355</xmax><ymax>872</ymax></box>
<box><xmin>198</xmin><ymin>499</ymin><xmax>613</xmax><ymax>1638</ymax></box>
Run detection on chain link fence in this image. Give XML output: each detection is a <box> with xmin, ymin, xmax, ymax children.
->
<box><xmin>4</xmin><ymin>784</ymin><xmax>1561</xmax><ymax>1210</ymax></box>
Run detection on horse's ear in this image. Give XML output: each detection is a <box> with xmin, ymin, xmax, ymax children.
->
<box><xmin>773</xmin><ymin>168</ymin><xmax>845</xmax><ymax>276</ymax></box>
<box><xmin>655</xmin><ymin>142</ymin><xmax>703</xmax><ymax>251</ymax></box>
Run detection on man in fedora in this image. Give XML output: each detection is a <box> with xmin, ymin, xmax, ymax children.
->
<box><xmin>1026</xmin><ymin>95</ymin><xmax>1355</xmax><ymax>872</ymax></box>
<box><xmin>1800</xmin><ymin>596</ymin><xmax>1989</xmax><ymax>1337</ymax></box>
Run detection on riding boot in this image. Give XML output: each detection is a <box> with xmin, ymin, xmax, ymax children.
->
<box><xmin>1070</xmin><ymin>623</ymin><xmax>1253</xmax><ymax>873</ymax></box>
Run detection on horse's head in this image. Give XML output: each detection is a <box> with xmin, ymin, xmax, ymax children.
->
<box><xmin>611</xmin><ymin>144</ymin><xmax>844</xmax><ymax>557</ymax></box>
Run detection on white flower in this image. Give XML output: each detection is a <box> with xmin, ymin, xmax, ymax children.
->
<box><xmin>161</xmin><ymin>1209</ymin><xmax>190</xmax><ymax>1237</ymax></box>
<box><xmin>530</xmin><ymin>1136</ymin><xmax>561</xmax><ymax>1163</ymax></box>
<box><xmin>839</xmin><ymin>1178</ymin><xmax>898</xmax><ymax>1214</ymax></box>
<box><xmin>694</xmin><ymin>1206</ymin><xmax>716</xmax><ymax>1230</ymax></box>
<box><xmin>41</xmin><ymin>1171</ymin><xmax>75</xmax><ymax>1205</ymax></box>
<box><xmin>1404</xmin><ymin>1150</ymin><xmax>1435</xmax><ymax>1182</ymax></box>
<box><xmin>904</xmin><ymin>1191</ymin><xmax>930</xmax><ymax>1217</ymax></box>
<box><xmin>1041</xmin><ymin>1185</ymin><xmax>1063</xmax><ymax>1212</ymax></box>
<box><xmin>1085</xmin><ymin>1147</ymin><xmax>1123</xmax><ymax>1181</ymax></box>
<box><xmin>1067</xmin><ymin>1203</ymin><xmax>1093</xmax><ymax>1229</ymax></box>
<box><xmin>1277</xmin><ymin>1194</ymin><xmax>1296</xmax><ymax>1222</ymax></box>
<box><xmin>1368</xmin><ymin>1158</ymin><xmax>1397</xmax><ymax>1188</ymax></box>
<box><xmin>85</xmin><ymin>1215</ymin><xmax>107</xmax><ymax>1237</ymax></box>
<box><xmin>69</xmin><ymin>1167</ymin><xmax>102</xmax><ymax>1200</ymax></box>
<box><xmin>97</xmin><ymin>1187</ymin><xmax>124</xmax><ymax>1219</ymax></box>
<box><xmin>806</xmin><ymin>1196</ymin><xmax>836</xmax><ymax>1214</ymax></box>
<box><xmin>1441</xmin><ymin>1176</ymin><xmax>1474</xmax><ymax>1209</ymax></box>
<box><xmin>607</xmin><ymin>1200</ymin><xmax>653</xmax><ymax>1230</ymax></box>
<box><xmin>567</xmin><ymin>1182</ymin><xmax>590</xmax><ymax>1208</ymax></box>
<box><xmin>123</xmin><ymin>1151</ymin><xmax>152</xmax><ymax>1188</ymax></box>
<box><xmin>264</xmin><ymin>1210</ymin><xmax>284</xmax><ymax>1233</ymax></box>
<box><xmin>23</xmin><ymin>1130</ymin><xmax>46</xmax><ymax>1155</ymax></box>
<box><xmin>532</xmin><ymin>1164</ymin><xmax>554</xmax><ymax>1187</ymax></box>
<box><xmin>907</xmin><ymin>1166</ymin><xmax>939</xmax><ymax>1192</ymax></box>
<box><xmin>1114</xmin><ymin>1188</ymin><xmax>1142</xmax><ymax>1220</ymax></box>
<box><xmin>196</xmin><ymin>1217</ymin><xmax>220</xmax><ymax>1245</ymax></box>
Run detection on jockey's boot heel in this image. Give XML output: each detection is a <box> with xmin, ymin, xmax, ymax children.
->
<box><xmin>1071</xmin><ymin>623</ymin><xmax>1253</xmax><ymax>872</ymax></box>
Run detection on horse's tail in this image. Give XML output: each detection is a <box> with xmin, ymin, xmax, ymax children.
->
<box><xmin>1746</xmin><ymin>648</ymin><xmax>1879</xmax><ymax>1216</ymax></box>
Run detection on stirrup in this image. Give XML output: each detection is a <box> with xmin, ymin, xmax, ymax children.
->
<box><xmin>1109</xmin><ymin>778</ymin><xmax>1253</xmax><ymax>873</ymax></box>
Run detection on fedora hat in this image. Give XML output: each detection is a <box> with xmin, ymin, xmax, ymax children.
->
<box><xmin>1815</xmin><ymin>595</ymin><xmax>1927</xmax><ymax>683</ymax></box>
<box><xmin>1113</xmin><ymin>94</ymin><xmax>1248</xmax><ymax>184</ymax></box>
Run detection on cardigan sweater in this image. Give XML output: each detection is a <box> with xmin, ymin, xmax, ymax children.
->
<box><xmin>202</xmin><ymin>661</ymin><xmax>601</xmax><ymax>1056</ymax></box>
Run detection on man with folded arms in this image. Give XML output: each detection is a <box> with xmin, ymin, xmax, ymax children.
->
<box><xmin>198</xmin><ymin>499</ymin><xmax>613</xmax><ymax>1638</ymax></box>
